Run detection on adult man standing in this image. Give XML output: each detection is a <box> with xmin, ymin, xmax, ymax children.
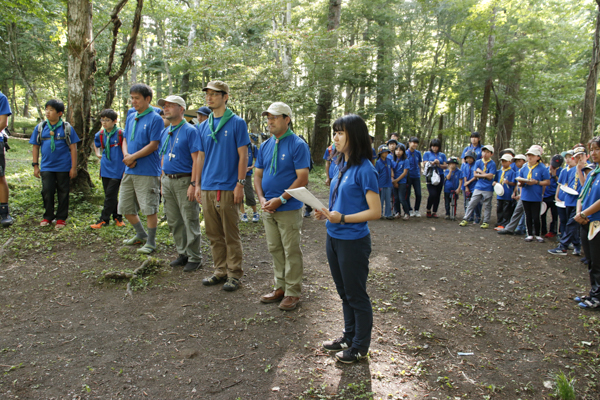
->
<box><xmin>0</xmin><ymin>91</ymin><xmax>13</xmax><ymax>226</ymax></box>
<box><xmin>194</xmin><ymin>81</ymin><xmax>249</xmax><ymax>292</ymax></box>
<box><xmin>158</xmin><ymin>95</ymin><xmax>203</xmax><ymax>272</ymax></box>
<box><xmin>255</xmin><ymin>102</ymin><xmax>310</xmax><ymax>311</ymax></box>
<box><xmin>119</xmin><ymin>83</ymin><xmax>165</xmax><ymax>254</ymax></box>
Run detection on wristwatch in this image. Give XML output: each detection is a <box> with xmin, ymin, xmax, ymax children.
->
<box><xmin>32</xmin><ymin>162</ymin><xmax>39</xmax><ymax>167</ymax></box>
<box><xmin>190</xmin><ymin>181</ymin><xmax>196</xmax><ymax>187</ymax></box>
<box><xmin>340</xmin><ymin>214</ymin><xmax>346</xmax><ymax>225</ymax></box>
<box><xmin>279</xmin><ymin>195</ymin><xmax>287</xmax><ymax>204</ymax></box>
<box><xmin>581</xmin><ymin>211</ymin><xmax>587</xmax><ymax>219</ymax></box>
<box><xmin>237</xmin><ymin>179</ymin><xmax>246</xmax><ymax>186</ymax></box>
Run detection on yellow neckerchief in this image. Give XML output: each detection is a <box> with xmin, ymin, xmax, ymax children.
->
<box><xmin>500</xmin><ymin>166</ymin><xmax>511</xmax><ymax>185</ymax></box>
<box><xmin>574</xmin><ymin>167</ymin><xmax>580</xmax><ymax>190</ymax></box>
<box><xmin>481</xmin><ymin>158</ymin><xmax>491</xmax><ymax>175</ymax></box>
<box><xmin>526</xmin><ymin>161</ymin><xmax>540</xmax><ymax>180</ymax></box>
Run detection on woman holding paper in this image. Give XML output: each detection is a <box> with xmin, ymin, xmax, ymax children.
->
<box><xmin>315</xmin><ymin>114</ymin><xmax>381</xmax><ymax>364</ymax></box>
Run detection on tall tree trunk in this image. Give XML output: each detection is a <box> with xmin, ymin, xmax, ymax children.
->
<box><xmin>282</xmin><ymin>2</ymin><xmax>292</xmax><ymax>83</ymax></box>
<box><xmin>478</xmin><ymin>8</ymin><xmax>496</xmax><ymax>142</ymax></box>
<box><xmin>310</xmin><ymin>0</ymin><xmax>341</xmax><ymax>164</ymax></box>
<box><xmin>23</xmin><ymin>90</ymin><xmax>30</xmax><ymax>118</ymax></box>
<box><xmin>10</xmin><ymin>76</ymin><xmax>16</xmax><ymax>131</ymax></box>
<box><xmin>581</xmin><ymin>0</ymin><xmax>600</xmax><ymax>144</ymax></box>
<box><xmin>180</xmin><ymin>2</ymin><xmax>197</xmax><ymax>103</ymax></box>
<box><xmin>493</xmin><ymin>80</ymin><xmax>519</xmax><ymax>163</ymax></box>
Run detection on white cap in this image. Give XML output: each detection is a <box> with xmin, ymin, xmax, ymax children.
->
<box><xmin>514</xmin><ymin>154</ymin><xmax>527</xmax><ymax>161</ymax></box>
<box><xmin>500</xmin><ymin>153</ymin><xmax>513</xmax><ymax>162</ymax></box>
<box><xmin>262</xmin><ymin>102</ymin><xmax>292</xmax><ymax>118</ymax></box>
<box><xmin>526</xmin><ymin>146</ymin><xmax>542</xmax><ymax>157</ymax></box>
<box><xmin>482</xmin><ymin>145</ymin><xmax>494</xmax><ymax>153</ymax></box>
<box><xmin>157</xmin><ymin>95</ymin><xmax>186</xmax><ymax>110</ymax></box>
<box><xmin>573</xmin><ymin>146</ymin><xmax>587</xmax><ymax>157</ymax></box>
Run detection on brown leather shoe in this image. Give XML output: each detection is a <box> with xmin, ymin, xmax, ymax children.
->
<box><xmin>260</xmin><ymin>288</ymin><xmax>284</xmax><ymax>303</ymax></box>
<box><xmin>278</xmin><ymin>296</ymin><xmax>300</xmax><ymax>311</ymax></box>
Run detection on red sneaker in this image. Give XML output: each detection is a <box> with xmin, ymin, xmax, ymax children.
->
<box><xmin>90</xmin><ymin>221</ymin><xmax>107</xmax><ymax>229</ymax></box>
<box><xmin>40</xmin><ymin>219</ymin><xmax>51</xmax><ymax>227</ymax></box>
<box><xmin>544</xmin><ymin>232</ymin><xmax>556</xmax><ymax>238</ymax></box>
<box><xmin>55</xmin><ymin>220</ymin><xmax>66</xmax><ymax>230</ymax></box>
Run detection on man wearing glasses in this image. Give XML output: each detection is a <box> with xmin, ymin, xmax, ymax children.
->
<box><xmin>194</xmin><ymin>81</ymin><xmax>249</xmax><ymax>292</ymax></box>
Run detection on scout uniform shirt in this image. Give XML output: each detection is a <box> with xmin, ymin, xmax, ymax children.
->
<box><xmin>29</xmin><ymin>121</ymin><xmax>80</xmax><ymax>172</ymax></box>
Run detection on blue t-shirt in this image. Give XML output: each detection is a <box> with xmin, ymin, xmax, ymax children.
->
<box><xmin>246</xmin><ymin>144</ymin><xmax>257</xmax><ymax>176</ymax></box>
<box><xmin>323</xmin><ymin>147</ymin><xmax>337</xmax><ymax>179</ymax></box>
<box><xmin>510</xmin><ymin>162</ymin><xmax>518</xmax><ymax>172</ymax></box>
<box><xmin>494</xmin><ymin>168</ymin><xmax>515</xmax><ymax>201</ymax></box>
<box><xmin>255</xmin><ymin>133</ymin><xmax>311</xmax><ymax>212</ymax></box>
<box><xmin>545</xmin><ymin>166</ymin><xmax>562</xmax><ymax>199</ymax></box>
<box><xmin>123</xmin><ymin>109</ymin><xmax>164</xmax><ymax>176</ymax></box>
<box><xmin>406</xmin><ymin>149</ymin><xmax>422</xmax><ymax>178</ymax></box>
<box><xmin>564</xmin><ymin>167</ymin><xmax>583</xmax><ymax>207</ymax></box>
<box><xmin>160</xmin><ymin>122</ymin><xmax>201</xmax><ymax>175</ymax></box>
<box><xmin>376</xmin><ymin>157</ymin><xmax>393</xmax><ymax>188</ymax></box>
<box><xmin>461</xmin><ymin>162</ymin><xmax>476</xmax><ymax>192</ymax></box>
<box><xmin>461</xmin><ymin>144</ymin><xmax>482</xmax><ymax>160</ymax></box>
<box><xmin>557</xmin><ymin>167</ymin><xmax>571</xmax><ymax>202</ymax></box>
<box><xmin>444</xmin><ymin>168</ymin><xmax>463</xmax><ymax>193</ymax></box>
<box><xmin>126</xmin><ymin>106</ymin><xmax>161</xmax><ymax>123</ymax></box>
<box><xmin>371</xmin><ymin>148</ymin><xmax>377</xmax><ymax>161</ymax></box>
<box><xmin>327</xmin><ymin>158</ymin><xmax>379</xmax><ymax>240</ymax></box>
<box><xmin>197</xmin><ymin>114</ymin><xmax>250</xmax><ymax>191</ymax></box>
<box><xmin>423</xmin><ymin>151</ymin><xmax>447</xmax><ymax>175</ymax></box>
<box><xmin>581</xmin><ymin>170</ymin><xmax>600</xmax><ymax>222</ymax></box>
<box><xmin>392</xmin><ymin>158</ymin><xmax>408</xmax><ymax>184</ymax></box>
<box><xmin>94</xmin><ymin>129</ymin><xmax>125</xmax><ymax>179</ymax></box>
<box><xmin>30</xmin><ymin>121</ymin><xmax>80</xmax><ymax>172</ymax></box>
<box><xmin>519</xmin><ymin>163</ymin><xmax>550</xmax><ymax>202</ymax></box>
<box><xmin>0</xmin><ymin>92</ymin><xmax>12</xmax><ymax>144</ymax></box>
<box><xmin>473</xmin><ymin>159</ymin><xmax>496</xmax><ymax>192</ymax></box>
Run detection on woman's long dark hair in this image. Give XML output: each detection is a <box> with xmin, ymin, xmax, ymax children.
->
<box><xmin>393</xmin><ymin>143</ymin><xmax>407</xmax><ymax>162</ymax></box>
<box><xmin>332</xmin><ymin>114</ymin><xmax>372</xmax><ymax>168</ymax></box>
<box><xmin>429</xmin><ymin>138</ymin><xmax>442</xmax><ymax>152</ymax></box>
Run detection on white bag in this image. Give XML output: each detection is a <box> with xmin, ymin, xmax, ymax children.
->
<box><xmin>431</xmin><ymin>170</ymin><xmax>441</xmax><ymax>186</ymax></box>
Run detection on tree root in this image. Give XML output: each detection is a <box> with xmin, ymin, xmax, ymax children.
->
<box><xmin>102</xmin><ymin>257</ymin><xmax>163</xmax><ymax>298</ymax></box>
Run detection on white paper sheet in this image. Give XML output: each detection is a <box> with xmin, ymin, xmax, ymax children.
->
<box><xmin>285</xmin><ymin>187</ymin><xmax>327</xmax><ymax>211</ymax></box>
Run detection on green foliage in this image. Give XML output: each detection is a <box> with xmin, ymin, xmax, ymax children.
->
<box><xmin>553</xmin><ymin>371</ymin><xmax>576</xmax><ymax>400</ymax></box>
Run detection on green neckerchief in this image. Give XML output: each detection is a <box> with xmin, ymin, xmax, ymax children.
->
<box><xmin>207</xmin><ymin>108</ymin><xmax>234</xmax><ymax>143</ymax></box>
<box><xmin>269</xmin><ymin>128</ymin><xmax>294</xmax><ymax>176</ymax></box>
<box><xmin>579</xmin><ymin>165</ymin><xmax>600</xmax><ymax>202</ymax></box>
<box><xmin>102</xmin><ymin>126</ymin><xmax>118</xmax><ymax>161</ymax></box>
<box><xmin>130</xmin><ymin>107</ymin><xmax>154</xmax><ymax>142</ymax></box>
<box><xmin>47</xmin><ymin>119</ymin><xmax>63</xmax><ymax>152</ymax></box>
<box><xmin>159</xmin><ymin>120</ymin><xmax>186</xmax><ymax>156</ymax></box>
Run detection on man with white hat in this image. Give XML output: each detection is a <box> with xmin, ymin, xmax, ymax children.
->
<box><xmin>194</xmin><ymin>81</ymin><xmax>249</xmax><ymax>292</ymax></box>
<box><xmin>255</xmin><ymin>102</ymin><xmax>310</xmax><ymax>311</ymax></box>
<box><xmin>157</xmin><ymin>95</ymin><xmax>203</xmax><ymax>272</ymax></box>
<box><xmin>460</xmin><ymin>145</ymin><xmax>496</xmax><ymax>228</ymax></box>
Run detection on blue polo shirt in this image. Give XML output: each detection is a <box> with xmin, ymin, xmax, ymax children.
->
<box><xmin>246</xmin><ymin>144</ymin><xmax>257</xmax><ymax>177</ymax></box>
<box><xmin>510</xmin><ymin>162</ymin><xmax>518</xmax><ymax>172</ymax></box>
<box><xmin>126</xmin><ymin>106</ymin><xmax>161</xmax><ymax>122</ymax></box>
<box><xmin>30</xmin><ymin>121</ymin><xmax>80</xmax><ymax>172</ymax></box>
<box><xmin>494</xmin><ymin>168</ymin><xmax>515</xmax><ymax>201</ymax></box>
<box><xmin>392</xmin><ymin>158</ymin><xmax>408</xmax><ymax>184</ymax></box>
<box><xmin>160</xmin><ymin>122</ymin><xmax>201</xmax><ymax>175</ymax></box>
<box><xmin>557</xmin><ymin>167</ymin><xmax>571</xmax><ymax>202</ymax></box>
<box><xmin>423</xmin><ymin>151</ymin><xmax>447</xmax><ymax>175</ymax></box>
<box><xmin>255</xmin><ymin>133</ymin><xmax>310</xmax><ymax>212</ymax></box>
<box><xmin>327</xmin><ymin>158</ymin><xmax>379</xmax><ymax>240</ymax></box>
<box><xmin>123</xmin><ymin>108</ymin><xmax>164</xmax><ymax>176</ymax></box>
<box><xmin>461</xmin><ymin>162</ymin><xmax>476</xmax><ymax>192</ymax></box>
<box><xmin>564</xmin><ymin>167</ymin><xmax>583</xmax><ymax>207</ymax></box>
<box><xmin>545</xmin><ymin>167</ymin><xmax>562</xmax><ymax>199</ymax></box>
<box><xmin>94</xmin><ymin>128</ymin><xmax>125</xmax><ymax>179</ymax></box>
<box><xmin>444</xmin><ymin>168</ymin><xmax>463</xmax><ymax>193</ymax></box>
<box><xmin>197</xmin><ymin>114</ymin><xmax>250</xmax><ymax>191</ymax></box>
<box><xmin>461</xmin><ymin>144</ymin><xmax>482</xmax><ymax>160</ymax></box>
<box><xmin>473</xmin><ymin>159</ymin><xmax>496</xmax><ymax>192</ymax></box>
<box><xmin>519</xmin><ymin>163</ymin><xmax>550</xmax><ymax>202</ymax></box>
<box><xmin>376</xmin><ymin>157</ymin><xmax>393</xmax><ymax>188</ymax></box>
<box><xmin>581</xmin><ymin>170</ymin><xmax>600</xmax><ymax>222</ymax></box>
<box><xmin>406</xmin><ymin>149</ymin><xmax>422</xmax><ymax>178</ymax></box>
<box><xmin>323</xmin><ymin>147</ymin><xmax>337</xmax><ymax>179</ymax></box>
<box><xmin>0</xmin><ymin>92</ymin><xmax>11</xmax><ymax>145</ymax></box>
<box><xmin>371</xmin><ymin>148</ymin><xmax>377</xmax><ymax>161</ymax></box>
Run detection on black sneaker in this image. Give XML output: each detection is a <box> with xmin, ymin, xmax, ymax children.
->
<box><xmin>0</xmin><ymin>214</ymin><xmax>14</xmax><ymax>227</ymax></box>
<box><xmin>170</xmin><ymin>254</ymin><xmax>188</xmax><ymax>267</ymax></box>
<box><xmin>497</xmin><ymin>229</ymin><xmax>514</xmax><ymax>235</ymax></box>
<box><xmin>322</xmin><ymin>337</ymin><xmax>351</xmax><ymax>352</ymax></box>
<box><xmin>183</xmin><ymin>261</ymin><xmax>202</xmax><ymax>272</ymax></box>
<box><xmin>222</xmin><ymin>277</ymin><xmax>240</xmax><ymax>292</ymax></box>
<box><xmin>335</xmin><ymin>347</ymin><xmax>368</xmax><ymax>364</ymax></box>
<box><xmin>202</xmin><ymin>275</ymin><xmax>227</xmax><ymax>286</ymax></box>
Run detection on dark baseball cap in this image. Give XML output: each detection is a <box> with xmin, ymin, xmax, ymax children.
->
<box><xmin>197</xmin><ymin>106</ymin><xmax>212</xmax><ymax>116</ymax></box>
<box><xmin>550</xmin><ymin>154</ymin><xmax>564</xmax><ymax>169</ymax></box>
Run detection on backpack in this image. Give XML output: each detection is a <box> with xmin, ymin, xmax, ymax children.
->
<box><xmin>100</xmin><ymin>129</ymin><xmax>123</xmax><ymax>151</ymax></box>
<box><xmin>36</xmin><ymin>121</ymin><xmax>72</xmax><ymax>147</ymax></box>
<box><xmin>297</xmin><ymin>135</ymin><xmax>314</xmax><ymax>171</ymax></box>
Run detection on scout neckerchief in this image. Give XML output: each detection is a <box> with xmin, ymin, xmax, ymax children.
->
<box><xmin>500</xmin><ymin>166</ymin><xmax>511</xmax><ymax>185</ymax></box>
<box><xmin>526</xmin><ymin>161</ymin><xmax>540</xmax><ymax>181</ymax></box>
<box><xmin>330</xmin><ymin>155</ymin><xmax>350</xmax><ymax>211</ymax></box>
<box><xmin>573</xmin><ymin>167</ymin><xmax>581</xmax><ymax>190</ymax></box>
<box><xmin>480</xmin><ymin>158</ymin><xmax>491</xmax><ymax>176</ymax></box>
<box><xmin>47</xmin><ymin>119</ymin><xmax>63</xmax><ymax>152</ymax></box>
<box><xmin>269</xmin><ymin>128</ymin><xmax>294</xmax><ymax>175</ymax></box>
<box><xmin>579</xmin><ymin>165</ymin><xmax>600</xmax><ymax>201</ymax></box>
<box><xmin>101</xmin><ymin>126</ymin><xmax>118</xmax><ymax>160</ymax></box>
<box><xmin>207</xmin><ymin>108</ymin><xmax>234</xmax><ymax>143</ymax></box>
<box><xmin>159</xmin><ymin>120</ymin><xmax>186</xmax><ymax>157</ymax></box>
<box><xmin>130</xmin><ymin>107</ymin><xmax>154</xmax><ymax>142</ymax></box>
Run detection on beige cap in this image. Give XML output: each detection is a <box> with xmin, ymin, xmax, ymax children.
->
<box><xmin>514</xmin><ymin>154</ymin><xmax>527</xmax><ymax>161</ymax></box>
<box><xmin>500</xmin><ymin>153</ymin><xmax>513</xmax><ymax>162</ymax></box>
<box><xmin>526</xmin><ymin>146</ymin><xmax>542</xmax><ymax>157</ymax></box>
<box><xmin>531</xmin><ymin>144</ymin><xmax>544</xmax><ymax>155</ymax></box>
<box><xmin>482</xmin><ymin>145</ymin><xmax>494</xmax><ymax>153</ymax></box>
<box><xmin>502</xmin><ymin>148</ymin><xmax>515</xmax><ymax>155</ymax></box>
<box><xmin>262</xmin><ymin>102</ymin><xmax>293</xmax><ymax>118</ymax></box>
<box><xmin>157</xmin><ymin>95</ymin><xmax>186</xmax><ymax>109</ymax></box>
<box><xmin>202</xmin><ymin>80</ymin><xmax>230</xmax><ymax>94</ymax></box>
<box><xmin>573</xmin><ymin>146</ymin><xmax>587</xmax><ymax>157</ymax></box>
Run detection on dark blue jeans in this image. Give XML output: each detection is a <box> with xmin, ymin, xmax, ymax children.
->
<box><xmin>326</xmin><ymin>234</ymin><xmax>373</xmax><ymax>352</ymax></box>
<box><xmin>406</xmin><ymin>176</ymin><xmax>422</xmax><ymax>212</ymax></box>
<box><xmin>393</xmin><ymin>184</ymin><xmax>410</xmax><ymax>215</ymax></box>
<box><xmin>559</xmin><ymin>206</ymin><xmax>581</xmax><ymax>250</ymax></box>
<box><xmin>557</xmin><ymin>204</ymin><xmax>568</xmax><ymax>236</ymax></box>
<box><xmin>581</xmin><ymin>223</ymin><xmax>600</xmax><ymax>299</ymax></box>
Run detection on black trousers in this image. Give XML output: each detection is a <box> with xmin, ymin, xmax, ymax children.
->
<box><xmin>541</xmin><ymin>197</ymin><xmax>558</xmax><ymax>235</ymax></box>
<box><xmin>496</xmin><ymin>199</ymin><xmax>514</xmax><ymax>227</ymax></box>
<box><xmin>100</xmin><ymin>177</ymin><xmax>122</xmax><ymax>223</ymax></box>
<box><xmin>426</xmin><ymin>182</ymin><xmax>444</xmax><ymax>213</ymax></box>
<box><xmin>581</xmin><ymin>223</ymin><xmax>600</xmax><ymax>299</ymax></box>
<box><xmin>522</xmin><ymin>200</ymin><xmax>541</xmax><ymax>236</ymax></box>
<box><xmin>40</xmin><ymin>171</ymin><xmax>70</xmax><ymax>221</ymax></box>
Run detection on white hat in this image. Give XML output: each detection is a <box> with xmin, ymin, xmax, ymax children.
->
<box><xmin>531</xmin><ymin>144</ymin><xmax>544</xmax><ymax>155</ymax></box>
<box><xmin>500</xmin><ymin>153</ymin><xmax>513</xmax><ymax>162</ymax></box>
<box><xmin>514</xmin><ymin>154</ymin><xmax>527</xmax><ymax>161</ymax></box>
<box><xmin>262</xmin><ymin>102</ymin><xmax>292</xmax><ymax>119</ymax></box>
<box><xmin>502</xmin><ymin>148</ymin><xmax>516</xmax><ymax>156</ymax></box>
<box><xmin>526</xmin><ymin>146</ymin><xmax>542</xmax><ymax>157</ymax></box>
<box><xmin>573</xmin><ymin>147</ymin><xmax>587</xmax><ymax>157</ymax></box>
<box><xmin>157</xmin><ymin>95</ymin><xmax>186</xmax><ymax>110</ymax></box>
<box><xmin>482</xmin><ymin>145</ymin><xmax>494</xmax><ymax>153</ymax></box>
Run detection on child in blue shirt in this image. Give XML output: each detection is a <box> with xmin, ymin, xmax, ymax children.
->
<box><xmin>392</xmin><ymin>144</ymin><xmax>410</xmax><ymax>219</ymax></box>
<box><xmin>0</xmin><ymin>91</ymin><xmax>13</xmax><ymax>227</ymax></box>
<box><xmin>493</xmin><ymin>154</ymin><xmax>516</xmax><ymax>229</ymax></box>
<box><xmin>541</xmin><ymin>154</ymin><xmax>564</xmax><ymax>237</ymax></box>
<box><xmin>423</xmin><ymin>138</ymin><xmax>447</xmax><ymax>218</ymax></box>
<box><xmin>405</xmin><ymin>137</ymin><xmax>423</xmax><ymax>217</ymax></box>
<box><xmin>461</xmin><ymin>150</ymin><xmax>481</xmax><ymax>223</ymax></box>
<box><xmin>518</xmin><ymin>146</ymin><xmax>551</xmax><ymax>242</ymax></box>
<box><xmin>460</xmin><ymin>145</ymin><xmax>496</xmax><ymax>228</ymax></box>
<box><xmin>241</xmin><ymin>134</ymin><xmax>259</xmax><ymax>223</ymax></box>
<box><xmin>30</xmin><ymin>99</ymin><xmax>80</xmax><ymax>229</ymax></box>
<box><xmin>555</xmin><ymin>151</ymin><xmax>573</xmax><ymax>237</ymax></box>
<box><xmin>443</xmin><ymin>157</ymin><xmax>462</xmax><ymax>220</ymax></box>
<box><xmin>376</xmin><ymin>145</ymin><xmax>393</xmax><ymax>219</ymax></box>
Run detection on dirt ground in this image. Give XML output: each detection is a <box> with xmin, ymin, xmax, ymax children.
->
<box><xmin>1</xmin><ymin>185</ymin><xmax>599</xmax><ymax>400</ymax></box>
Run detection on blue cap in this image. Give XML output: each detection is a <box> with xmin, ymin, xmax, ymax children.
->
<box><xmin>196</xmin><ymin>106</ymin><xmax>212</xmax><ymax>116</ymax></box>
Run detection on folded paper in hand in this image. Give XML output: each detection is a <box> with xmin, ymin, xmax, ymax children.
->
<box><xmin>285</xmin><ymin>187</ymin><xmax>326</xmax><ymax>211</ymax></box>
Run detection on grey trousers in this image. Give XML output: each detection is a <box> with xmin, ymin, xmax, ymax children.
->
<box><xmin>503</xmin><ymin>200</ymin><xmax>525</xmax><ymax>233</ymax></box>
<box><xmin>162</xmin><ymin>175</ymin><xmax>202</xmax><ymax>263</ymax></box>
<box><xmin>464</xmin><ymin>189</ymin><xmax>493</xmax><ymax>223</ymax></box>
